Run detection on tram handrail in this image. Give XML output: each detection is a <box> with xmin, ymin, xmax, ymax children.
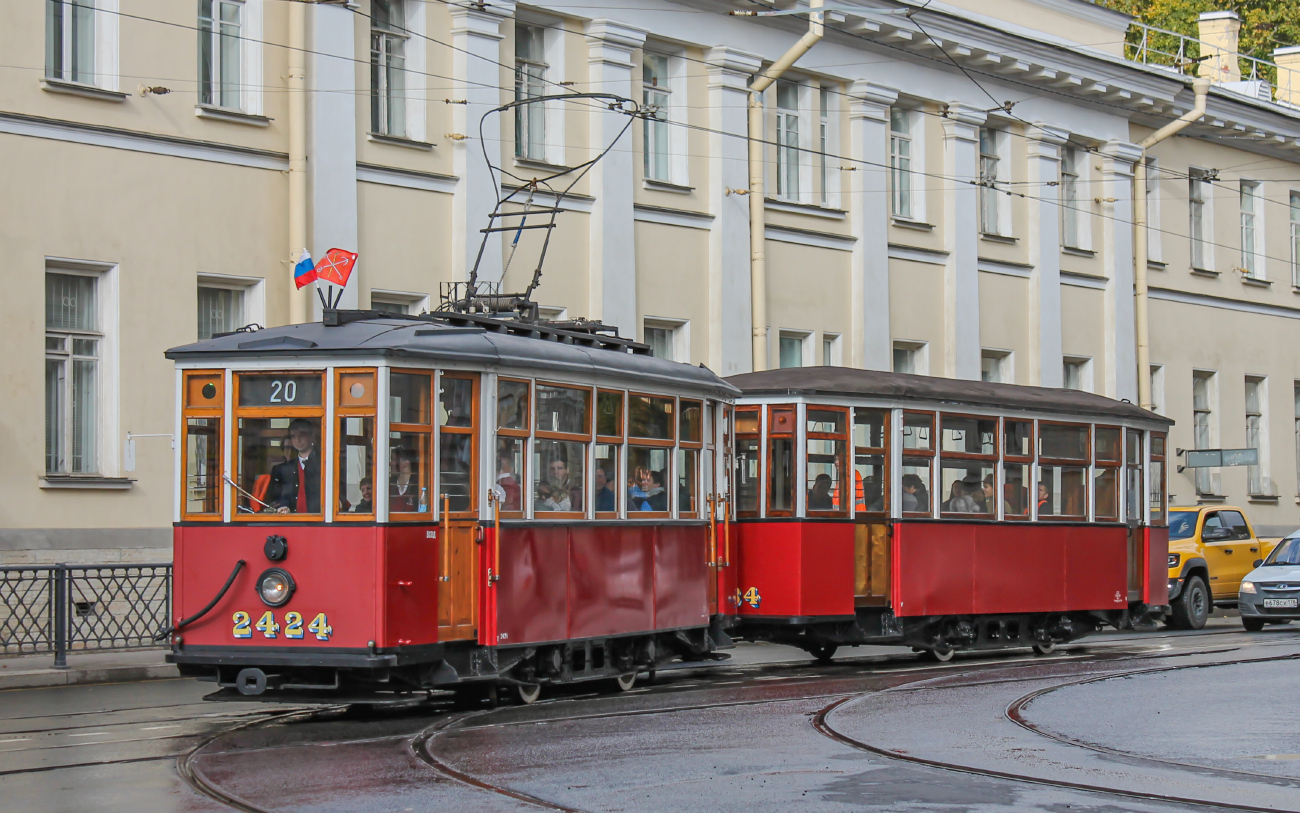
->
<box><xmin>490</xmin><ymin>489</ymin><xmax>501</xmax><ymax>585</ymax></box>
<box><xmin>440</xmin><ymin>495</ymin><xmax>450</xmax><ymax>583</ymax></box>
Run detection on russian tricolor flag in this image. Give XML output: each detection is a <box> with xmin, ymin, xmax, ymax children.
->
<box><xmin>293</xmin><ymin>249</ymin><xmax>316</xmax><ymax>289</ymax></box>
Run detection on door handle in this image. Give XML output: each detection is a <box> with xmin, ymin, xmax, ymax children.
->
<box><xmin>1224</xmin><ymin>549</ymin><xmax>1233</xmax><ymax>554</ymax></box>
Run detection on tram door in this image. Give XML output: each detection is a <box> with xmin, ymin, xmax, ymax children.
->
<box><xmin>438</xmin><ymin>372</ymin><xmax>479</xmax><ymax>642</ymax></box>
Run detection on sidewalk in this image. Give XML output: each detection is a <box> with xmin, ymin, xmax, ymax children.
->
<box><xmin>0</xmin><ymin>648</ymin><xmax>178</xmax><ymax>691</ymax></box>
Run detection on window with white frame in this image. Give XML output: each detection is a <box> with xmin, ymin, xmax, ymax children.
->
<box><xmin>1150</xmin><ymin>364</ymin><xmax>1165</xmax><ymax>415</ymax></box>
<box><xmin>642</xmin><ymin>52</ymin><xmax>671</xmax><ymax>182</ymax></box>
<box><xmin>1294</xmin><ymin>382</ymin><xmax>1300</xmax><ymax>496</ymax></box>
<box><xmin>892</xmin><ymin>341</ymin><xmax>927</xmax><ymax>375</ymax></box>
<box><xmin>199</xmin><ymin>0</ymin><xmax>243</xmax><ymax>110</ymax></box>
<box><xmin>1189</xmin><ymin>169</ymin><xmax>1212</xmax><ymax>270</ymax></box>
<box><xmin>1063</xmin><ymin>356</ymin><xmax>1092</xmax><ymax>392</ymax></box>
<box><xmin>890</xmin><ymin>107</ymin><xmax>914</xmax><ymax>219</ymax></box>
<box><xmin>1060</xmin><ymin>147</ymin><xmax>1085</xmax><ymax>249</ymax></box>
<box><xmin>1193</xmin><ymin>370</ymin><xmax>1217</xmax><ymax>495</ymax></box>
<box><xmin>978</xmin><ymin>127</ymin><xmax>1006</xmax><ymax>236</ymax></box>
<box><xmin>370</xmin><ymin>290</ymin><xmax>428</xmax><ymax>315</ymax></box>
<box><xmin>1145</xmin><ymin>157</ymin><xmax>1162</xmax><ymax>262</ymax></box>
<box><xmin>775</xmin><ymin>80</ymin><xmax>801</xmax><ymax>202</ymax></box>
<box><xmin>1291</xmin><ymin>192</ymin><xmax>1300</xmax><ymax>288</ymax></box>
<box><xmin>45</xmin><ymin>0</ymin><xmax>97</xmax><ymax>85</ymax></box>
<box><xmin>514</xmin><ymin>22</ymin><xmax>548</xmax><ymax>162</ymax></box>
<box><xmin>821</xmin><ymin>333</ymin><xmax>840</xmax><ymax>366</ymax></box>
<box><xmin>981</xmin><ymin>350</ymin><xmax>1011</xmax><ymax>384</ymax></box>
<box><xmin>1245</xmin><ymin>376</ymin><xmax>1268</xmax><ymax>495</ymax></box>
<box><xmin>46</xmin><ymin>271</ymin><xmax>102</xmax><ymax>474</ymax></box>
<box><xmin>643</xmin><ymin>318</ymin><xmax>687</xmax><ymax>362</ymax></box>
<box><xmin>197</xmin><ymin>285</ymin><xmax>244</xmax><ymax>340</ymax></box>
<box><xmin>818</xmin><ymin>87</ymin><xmax>830</xmax><ymax>206</ymax></box>
<box><xmin>1240</xmin><ymin>180</ymin><xmax>1264</xmax><ymax>279</ymax></box>
<box><xmin>370</xmin><ymin>0</ymin><xmax>408</xmax><ymax>137</ymax></box>
<box><xmin>778</xmin><ymin>332</ymin><xmax>807</xmax><ymax>369</ymax></box>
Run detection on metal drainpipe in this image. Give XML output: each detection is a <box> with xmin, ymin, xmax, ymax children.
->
<box><xmin>747</xmin><ymin>0</ymin><xmax>824</xmax><ymax>371</ymax></box>
<box><xmin>1134</xmin><ymin>77</ymin><xmax>1209</xmax><ymax>410</ymax></box>
<box><xmin>288</xmin><ymin>0</ymin><xmax>309</xmax><ymax>325</ymax></box>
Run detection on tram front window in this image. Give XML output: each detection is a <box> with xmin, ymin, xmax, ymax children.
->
<box><xmin>236</xmin><ymin>417</ymin><xmax>321</xmax><ymax>514</ymax></box>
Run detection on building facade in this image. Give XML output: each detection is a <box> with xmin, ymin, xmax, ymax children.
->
<box><xmin>4</xmin><ymin>0</ymin><xmax>1300</xmax><ymax>563</ymax></box>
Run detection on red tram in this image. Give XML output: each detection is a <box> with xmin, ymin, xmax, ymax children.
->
<box><xmin>163</xmin><ymin>311</ymin><xmax>1170</xmax><ymax>700</ymax></box>
<box><xmin>726</xmin><ymin>368</ymin><xmax>1172</xmax><ymax>660</ymax></box>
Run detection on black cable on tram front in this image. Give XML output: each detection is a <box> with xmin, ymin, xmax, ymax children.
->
<box><xmin>154</xmin><ymin>559</ymin><xmax>247</xmax><ymax>642</ymax></box>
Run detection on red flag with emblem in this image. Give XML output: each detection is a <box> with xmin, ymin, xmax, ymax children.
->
<box><xmin>314</xmin><ymin>248</ymin><xmax>358</xmax><ymax>287</ymax></box>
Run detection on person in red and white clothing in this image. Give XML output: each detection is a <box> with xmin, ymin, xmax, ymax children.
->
<box><xmin>271</xmin><ymin>419</ymin><xmax>321</xmax><ymax>514</ymax></box>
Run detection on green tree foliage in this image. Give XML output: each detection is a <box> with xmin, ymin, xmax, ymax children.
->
<box><xmin>1097</xmin><ymin>0</ymin><xmax>1299</xmax><ymax>69</ymax></box>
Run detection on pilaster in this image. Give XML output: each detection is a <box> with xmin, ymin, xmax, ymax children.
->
<box><xmin>706</xmin><ymin>47</ymin><xmax>761</xmax><ymax>375</ymax></box>
<box><xmin>940</xmin><ymin>103</ymin><xmax>986</xmax><ymax>380</ymax></box>
<box><xmin>848</xmin><ymin>81</ymin><xmax>898</xmax><ymax>371</ymax></box>
<box><xmin>585</xmin><ymin>20</ymin><xmax>647</xmax><ymax>336</ymax></box>
<box><xmin>306</xmin><ymin>2</ymin><xmax>359</xmax><ymax>313</ymax></box>
<box><xmin>1026</xmin><ymin>124</ymin><xmax>1068</xmax><ymax>388</ymax></box>
<box><xmin>450</xmin><ymin>1</ymin><xmax>513</xmax><ymax>290</ymax></box>
<box><xmin>1100</xmin><ymin>140</ymin><xmax>1142</xmax><ymax>402</ymax></box>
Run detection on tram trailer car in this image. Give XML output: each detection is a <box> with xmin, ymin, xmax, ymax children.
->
<box><xmin>164</xmin><ymin>311</ymin><xmax>740</xmax><ymax>701</ymax></box>
<box><xmin>724</xmin><ymin>368</ymin><xmax>1173</xmax><ymax>661</ymax></box>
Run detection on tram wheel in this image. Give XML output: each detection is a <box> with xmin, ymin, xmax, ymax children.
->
<box><xmin>516</xmin><ymin>683</ymin><xmax>542</xmax><ymax>704</ymax></box>
<box><xmin>613</xmin><ymin>672</ymin><xmax>637</xmax><ymax>692</ymax></box>
<box><xmin>925</xmin><ymin>646</ymin><xmax>955</xmax><ymax>663</ymax></box>
<box><xmin>1032</xmin><ymin>641</ymin><xmax>1056</xmax><ymax>655</ymax></box>
<box><xmin>809</xmin><ymin>644</ymin><xmax>838</xmax><ymax>664</ymax></box>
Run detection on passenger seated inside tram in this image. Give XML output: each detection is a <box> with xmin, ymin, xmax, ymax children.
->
<box><xmin>537</xmin><ymin>455</ymin><xmax>581</xmax><ymax>512</ymax></box>
<box><xmin>352</xmin><ymin>477</ymin><xmax>374</xmax><ymax>513</ymax></box>
<box><xmin>593</xmin><ymin>464</ymin><xmax>616</xmax><ymax>512</ymax></box>
<box><xmin>645</xmin><ymin>470</ymin><xmax>668</xmax><ymax>511</ymax></box>
<box><xmin>941</xmin><ymin>481</ymin><xmax>965</xmax><ymax>512</ymax></box>
<box><xmin>982</xmin><ymin>474</ymin><xmax>1011</xmax><ymax>515</ymax></box>
<box><xmin>944</xmin><ymin>476</ymin><xmax>984</xmax><ymax>513</ymax></box>
<box><xmin>629</xmin><ymin>467</ymin><xmax>650</xmax><ymax>512</ymax></box>
<box><xmin>391</xmin><ymin>447</ymin><xmax>420</xmax><ymax>512</ymax></box>
<box><xmin>495</xmin><ymin>446</ymin><xmax>522</xmax><ymax>511</ymax></box>
<box><xmin>1037</xmin><ymin>482</ymin><xmax>1051</xmax><ymax>515</ymax></box>
<box><xmin>901</xmin><ymin>474</ymin><xmax>929</xmax><ymax>513</ymax></box>
<box><xmin>271</xmin><ymin>418</ymin><xmax>321</xmax><ymax>514</ymax></box>
<box><xmin>808</xmin><ymin>473</ymin><xmax>835</xmax><ymax>510</ymax></box>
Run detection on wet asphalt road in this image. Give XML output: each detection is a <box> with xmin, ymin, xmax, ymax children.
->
<box><xmin>6</xmin><ymin>618</ymin><xmax>1300</xmax><ymax>813</ymax></box>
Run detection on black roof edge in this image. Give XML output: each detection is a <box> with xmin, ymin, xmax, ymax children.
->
<box><xmin>321</xmin><ymin>308</ymin><xmax>651</xmax><ymax>355</ymax></box>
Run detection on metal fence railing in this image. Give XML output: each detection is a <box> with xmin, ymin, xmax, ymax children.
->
<box><xmin>0</xmin><ymin>564</ymin><xmax>171</xmax><ymax>667</ymax></box>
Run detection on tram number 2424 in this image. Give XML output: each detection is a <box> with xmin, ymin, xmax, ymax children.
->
<box><xmin>232</xmin><ymin>611</ymin><xmax>333</xmax><ymax>641</ymax></box>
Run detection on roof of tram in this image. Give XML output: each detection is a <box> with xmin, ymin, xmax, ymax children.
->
<box><xmin>166</xmin><ymin>312</ymin><xmax>740</xmax><ymax>397</ymax></box>
<box><xmin>727</xmin><ymin>367</ymin><xmax>1173</xmax><ymax>425</ymax></box>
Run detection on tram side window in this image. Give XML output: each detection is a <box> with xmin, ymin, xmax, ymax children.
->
<box><xmin>336</xmin><ymin>371</ymin><xmax>376</xmax><ymax>517</ymax></box>
<box><xmin>1038</xmin><ymin>423</ymin><xmax>1088</xmax><ymax>520</ymax></box>
<box><xmin>182</xmin><ymin>371</ymin><xmax>223</xmax><ymax>518</ymax></box>
<box><xmin>439</xmin><ymin>374</ymin><xmax>478</xmax><ymax>512</ymax></box>
<box><xmin>734</xmin><ymin>408</ymin><xmax>761</xmax><ymax>515</ymax></box>
<box><xmin>389</xmin><ymin>371</ymin><xmax>432</xmax><ymax>515</ymax></box>
<box><xmin>1150</xmin><ymin>433</ymin><xmax>1167</xmax><ymax>523</ymax></box>
<box><xmin>1003</xmin><ymin>419</ymin><xmax>1033</xmax><ymax>519</ymax></box>
<box><xmin>1094</xmin><ymin>426</ymin><xmax>1121</xmax><ymax>522</ymax></box>
<box><xmin>594</xmin><ymin>389</ymin><xmax>623</xmax><ymax>516</ymax></box>
<box><xmin>901</xmin><ymin>412</ymin><xmax>934</xmax><ymax>516</ymax></box>
<box><xmin>534</xmin><ymin>384</ymin><xmax>589</xmax><ymax>515</ymax></box>
<box><xmin>853</xmin><ymin>409</ymin><xmax>888</xmax><ymax>515</ymax></box>
<box><xmin>806</xmin><ymin>407</ymin><xmax>847</xmax><ymax>515</ymax></box>
<box><xmin>235</xmin><ymin>373</ymin><xmax>324</xmax><ymax>516</ymax></box>
<box><xmin>628</xmin><ymin>446</ymin><xmax>669</xmax><ymax>512</ymax></box>
<box><xmin>938</xmin><ymin>415</ymin><xmax>996</xmax><ymax>517</ymax></box>
<box><xmin>766</xmin><ymin>406</ymin><xmax>796</xmax><ymax>515</ymax></box>
<box><xmin>496</xmin><ymin>378</ymin><xmax>530</xmax><ymax>515</ymax></box>
<box><xmin>1124</xmin><ymin>429</ymin><xmax>1142</xmax><ymax>522</ymax></box>
<box><xmin>678</xmin><ymin>399</ymin><xmax>703</xmax><ymax>517</ymax></box>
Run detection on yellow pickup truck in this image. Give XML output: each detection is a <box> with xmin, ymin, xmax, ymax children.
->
<box><xmin>1165</xmin><ymin>506</ymin><xmax>1280</xmax><ymax>630</ymax></box>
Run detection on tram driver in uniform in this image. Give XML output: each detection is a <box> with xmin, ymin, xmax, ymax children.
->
<box><xmin>271</xmin><ymin>418</ymin><xmax>321</xmax><ymax>514</ymax></box>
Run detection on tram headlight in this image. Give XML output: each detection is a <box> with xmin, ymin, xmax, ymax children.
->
<box><xmin>257</xmin><ymin>567</ymin><xmax>295</xmax><ymax>607</ymax></box>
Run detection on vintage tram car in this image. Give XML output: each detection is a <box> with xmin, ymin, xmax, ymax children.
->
<box><xmin>725</xmin><ymin>367</ymin><xmax>1172</xmax><ymax>660</ymax></box>
<box><xmin>163</xmin><ymin>311</ymin><xmax>1171</xmax><ymax>699</ymax></box>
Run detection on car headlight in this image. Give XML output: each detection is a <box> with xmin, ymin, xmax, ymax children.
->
<box><xmin>1168</xmin><ymin>553</ymin><xmax>1180</xmax><ymax>569</ymax></box>
<box><xmin>1241</xmin><ymin>581</ymin><xmax>1257</xmax><ymax>595</ymax></box>
<box><xmin>257</xmin><ymin>567</ymin><xmax>295</xmax><ymax>607</ymax></box>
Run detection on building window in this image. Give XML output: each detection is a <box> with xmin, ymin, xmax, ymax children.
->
<box><xmin>775</xmin><ymin>80</ymin><xmax>801</xmax><ymax>202</ymax></box>
<box><xmin>197</xmin><ymin>285</ymin><xmax>244</xmax><ymax>340</ymax></box>
<box><xmin>1063</xmin><ymin>357</ymin><xmax>1092</xmax><ymax>392</ymax></box>
<box><xmin>981</xmin><ymin>350</ymin><xmax>1011</xmax><ymax>384</ymax></box>
<box><xmin>1146</xmin><ymin>157</ymin><xmax>1162</xmax><ymax>262</ymax></box>
<box><xmin>370</xmin><ymin>290</ymin><xmax>427</xmax><ymax>314</ymax></box>
<box><xmin>1245</xmin><ymin>377</ymin><xmax>1268</xmax><ymax>496</ymax></box>
<box><xmin>890</xmin><ymin>108</ymin><xmax>913</xmax><ymax>219</ymax></box>
<box><xmin>778</xmin><ymin>332</ymin><xmax>806</xmax><ymax>369</ymax></box>
<box><xmin>818</xmin><ymin>87</ymin><xmax>830</xmax><ymax>206</ymax></box>
<box><xmin>1060</xmin><ymin>147</ymin><xmax>1083</xmax><ymax>249</ymax></box>
<box><xmin>1291</xmin><ymin>192</ymin><xmax>1300</xmax><ymax>288</ymax></box>
<box><xmin>642</xmin><ymin>52</ymin><xmax>671</xmax><ymax>182</ymax></box>
<box><xmin>643</xmin><ymin>319</ymin><xmax>686</xmax><ymax>362</ymax></box>
<box><xmin>514</xmin><ymin>22</ymin><xmax>548</xmax><ymax>162</ymax></box>
<box><xmin>1189</xmin><ymin>169</ymin><xmax>1211</xmax><ymax>271</ymax></box>
<box><xmin>821</xmin><ymin>333</ymin><xmax>840</xmax><ymax>366</ymax></box>
<box><xmin>370</xmin><ymin>0</ymin><xmax>408</xmax><ymax>137</ymax></box>
<box><xmin>1193</xmin><ymin>370</ymin><xmax>1217</xmax><ymax>495</ymax></box>
<box><xmin>1294</xmin><ymin>382</ymin><xmax>1300</xmax><ymax>496</ymax></box>
<box><xmin>978</xmin><ymin>127</ymin><xmax>1003</xmax><ymax>235</ymax></box>
<box><xmin>893</xmin><ymin>341</ymin><xmax>927</xmax><ymax>375</ymax></box>
<box><xmin>46</xmin><ymin>0</ymin><xmax>97</xmax><ymax>85</ymax></box>
<box><xmin>644</xmin><ymin>326</ymin><xmax>674</xmax><ymax>361</ymax></box>
<box><xmin>1150</xmin><ymin>364</ymin><xmax>1165</xmax><ymax>415</ymax></box>
<box><xmin>199</xmin><ymin>0</ymin><xmax>243</xmax><ymax>110</ymax></box>
<box><xmin>46</xmin><ymin>272</ymin><xmax>101</xmax><ymax>474</ymax></box>
<box><xmin>1240</xmin><ymin>181</ymin><xmax>1264</xmax><ymax>279</ymax></box>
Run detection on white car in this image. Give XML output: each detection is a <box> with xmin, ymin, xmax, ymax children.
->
<box><xmin>1239</xmin><ymin>533</ymin><xmax>1300</xmax><ymax>631</ymax></box>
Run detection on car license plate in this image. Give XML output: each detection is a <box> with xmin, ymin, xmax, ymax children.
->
<box><xmin>1263</xmin><ymin>598</ymin><xmax>1298</xmax><ymax>609</ymax></box>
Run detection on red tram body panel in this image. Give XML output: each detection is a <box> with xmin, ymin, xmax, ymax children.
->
<box><xmin>734</xmin><ymin>522</ymin><xmax>855</xmax><ymax>618</ymax></box>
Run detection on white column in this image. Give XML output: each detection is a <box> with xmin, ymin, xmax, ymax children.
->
<box><xmin>706</xmin><ymin>47</ymin><xmax>761</xmax><ymax>375</ymax></box>
<box><xmin>306</xmin><ymin>2</ymin><xmax>359</xmax><ymax>313</ymax></box>
<box><xmin>1026</xmin><ymin>124</ymin><xmax>1068</xmax><ymax>388</ymax></box>
<box><xmin>847</xmin><ymin>82</ymin><xmax>897</xmax><ymax>371</ymax></box>
<box><xmin>940</xmin><ymin>103</ymin><xmax>986</xmax><ymax>380</ymax></box>
<box><xmin>585</xmin><ymin>20</ymin><xmax>646</xmax><ymax>335</ymax></box>
<box><xmin>449</xmin><ymin>1</ymin><xmax>513</xmax><ymax>290</ymax></box>
<box><xmin>1100</xmin><ymin>140</ymin><xmax>1142</xmax><ymax>402</ymax></box>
